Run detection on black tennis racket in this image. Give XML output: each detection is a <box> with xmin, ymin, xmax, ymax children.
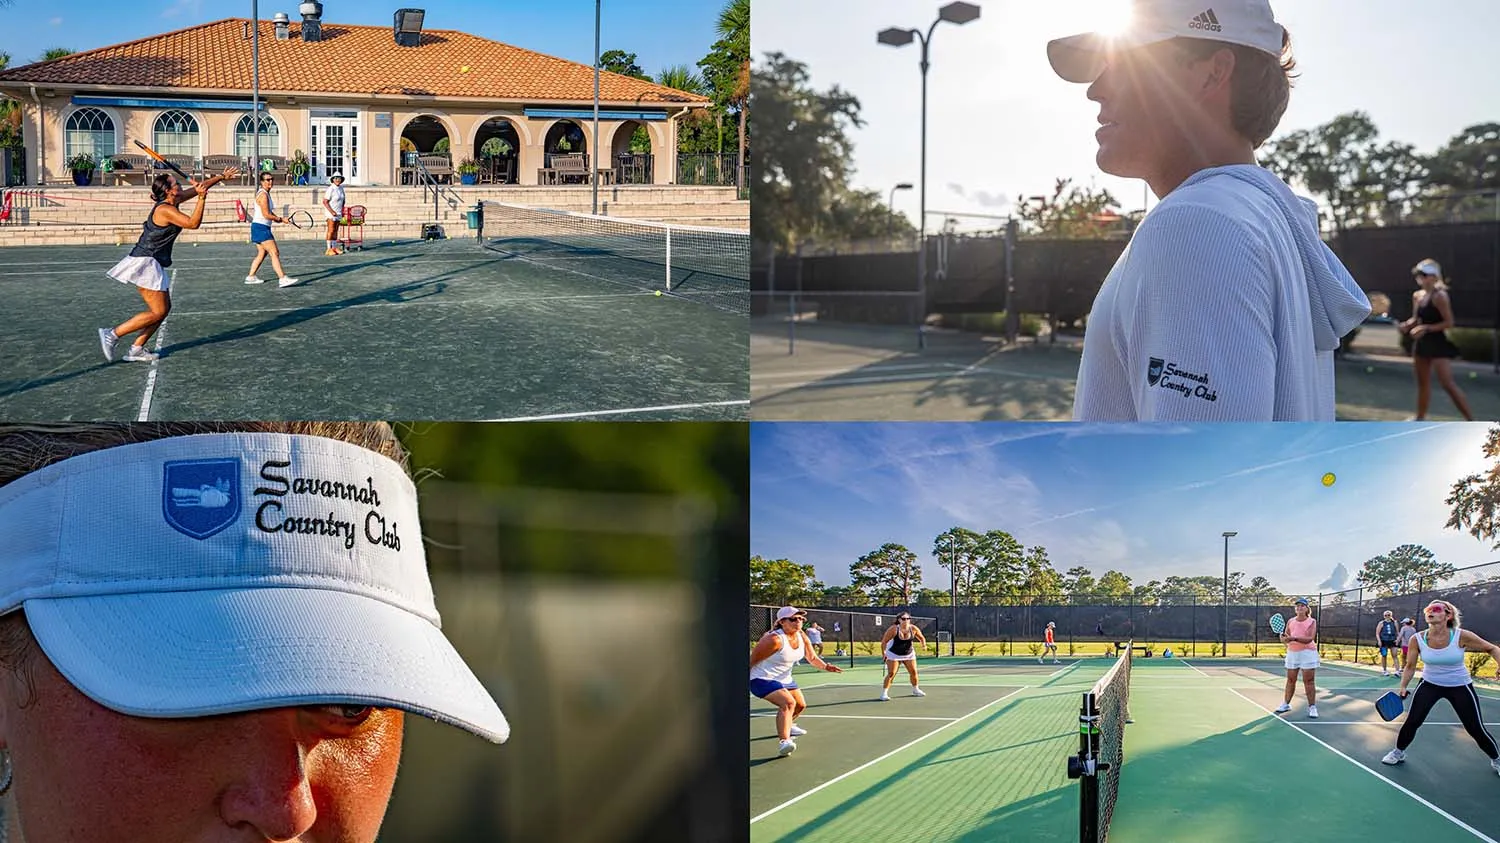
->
<box><xmin>132</xmin><ymin>139</ymin><xmax>191</xmax><ymax>181</ymax></box>
<box><xmin>285</xmin><ymin>210</ymin><xmax>315</xmax><ymax>229</ymax></box>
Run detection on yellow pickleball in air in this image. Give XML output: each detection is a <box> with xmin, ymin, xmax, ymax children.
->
<box><xmin>461</xmin><ymin>65</ymin><xmax>471</xmax><ymax>73</ymax></box>
<box><xmin>1321</xmin><ymin>473</ymin><xmax>1336</xmax><ymax>487</ymax></box>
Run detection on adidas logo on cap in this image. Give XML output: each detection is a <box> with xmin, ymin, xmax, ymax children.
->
<box><xmin>1189</xmin><ymin>8</ymin><xmax>1222</xmax><ymax>32</ymax></box>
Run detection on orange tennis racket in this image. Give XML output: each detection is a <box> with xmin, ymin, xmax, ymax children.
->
<box><xmin>132</xmin><ymin>139</ymin><xmax>191</xmax><ymax>181</ymax></box>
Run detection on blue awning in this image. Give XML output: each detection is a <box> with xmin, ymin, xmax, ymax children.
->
<box><xmin>71</xmin><ymin>96</ymin><xmax>264</xmax><ymax>111</ymax></box>
<box><xmin>523</xmin><ymin>108</ymin><xmax>668</xmax><ymax>121</ymax></box>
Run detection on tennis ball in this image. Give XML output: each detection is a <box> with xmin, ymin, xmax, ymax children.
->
<box><xmin>1365</xmin><ymin>366</ymin><xmax>1374</xmax><ymax>373</ymax></box>
<box><xmin>654</xmin><ymin>290</ymin><xmax>662</xmax><ymax>297</ymax></box>
<box><xmin>1321</xmin><ymin>472</ymin><xmax>1336</xmax><ymax>487</ymax></box>
<box><xmin>1470</xmin><ymin>371</ymin><xmax>1479</xmax><ymax>379</ymax></box>
<box><xmin>461</xmin><ymin>65</ymin><xmax>471</xmax><ymax>73</ymax></box>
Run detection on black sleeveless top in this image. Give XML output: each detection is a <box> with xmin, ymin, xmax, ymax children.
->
<box><xmin>128</xmin><ymin>201</ymin><xmax>183</xmax><ymax>267</ymax></box>
<box><xmin>1414</xmin><ymin>293</ymin><xmax>1460</xmax><ymax>358</ymax></box>
<box><xmin>888</xmin><ymin>629</ymin><xmax>915</xmax><ymax>656</ymax></box>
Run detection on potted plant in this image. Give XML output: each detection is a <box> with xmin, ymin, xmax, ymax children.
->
<box><xmin>289</xmin><ymin>149</ymin><xmax>310</xmax><ymax>185</ymax></box>
<box><xmin>456</xmin><ymin>157</ymin><xmax>480</xmax><ymax>185</ymax></box>
<box><xmin>66</xmin><ymin>151</ymin><xmax>96</xmax><ymax>186</ymax></box>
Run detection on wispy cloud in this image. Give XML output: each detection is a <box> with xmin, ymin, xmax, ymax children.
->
<box><xmin>48</xmin><ymin>17</ymin><xmax>62</xmax><ymax>26</ymax></box>
<box><xmin>1317</xmin><ymin>563</ymin><xmax>1351</xmax><ymax>592</ymax></box>
<box><xmin>162</xmin><ymin>0</ymin><xmax>202</xmax><ymax>19</ymax></box>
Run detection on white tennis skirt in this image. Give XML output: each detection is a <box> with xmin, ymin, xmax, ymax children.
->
<box><xmin>884</xmin><ymin>650</ymin><xmax>917</xmax><ymax>662</ymax></box>
<box><xmin>1285</xmin><ymin>649</ymin><xmax>1320</xmax><ymax>671</ymax></box>
<box><xmin>107</xmin><ymin>255</ymin><xmax>169</xmax><ymax>291</ymax></box>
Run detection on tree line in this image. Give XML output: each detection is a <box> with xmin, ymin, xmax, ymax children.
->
<box><xmin>751</xmin><ymin>49</ymin><xmax>1500</xmax><ymax>253</ymax></box>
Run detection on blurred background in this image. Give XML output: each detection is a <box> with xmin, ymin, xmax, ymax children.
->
<box><xmin>379</xmin><ymin>422</ymin><xmax>747</xmax><ymax>843</ymax></box>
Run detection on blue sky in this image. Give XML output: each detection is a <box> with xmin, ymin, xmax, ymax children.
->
<box><xmin>751</xmin><ymin>423</ymin><xmax>1500</xmax><ymax>597</ymax></box>
<box><xmin>0</xmin><ymin>0</ymin><xmax>724</xmax><ymax>77</ymax></box>
<box><xmin>753</xmin><ymin>0</ymin><xmax>1500</xmax><ymax>227</ymax></box>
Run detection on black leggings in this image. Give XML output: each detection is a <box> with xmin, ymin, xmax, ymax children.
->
<box><xmin>1396</xmin><ymin>681</ymin><xmax>1499</xmax><ymax>759</ymax></box>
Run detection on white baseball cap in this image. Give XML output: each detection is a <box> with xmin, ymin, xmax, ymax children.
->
<box><xmin>775</xmin><ymin>606</ymin><xmax>806</xmax><ymax>621</ymax></box>
<box><xmin>0</xmin><ymin>433</ymin><xmax>509</xmax><ymax>743</ymax></box>
<box><xmin>1048</xmin><ymin>0</ymin><xmax>1286</xmax><ymax>84</ymax></box>
<box><xmin>1413</xmin><ymin>259</ymin><xmax>1441</xmax><ymax>277</ymax></box>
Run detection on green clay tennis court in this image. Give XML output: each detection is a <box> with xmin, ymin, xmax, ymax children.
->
<box><xmin>0</xmin><ymin>238</ymin><xmax>747</xmax><ymax>420</ymax></box>
<box><xmin>750</xmin><ymin>654</ymin><xmax>1500</xmax><ymax>842</ymax></box>
<box><xmin>750</xmin><ymin>321</ymin><xmax>1500</xmax><ymax>422</ymax></box>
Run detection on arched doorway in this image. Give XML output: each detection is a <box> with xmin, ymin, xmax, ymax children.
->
<box><xmin>610</xmin><ymin>120</ymin><xmax>653</xmax><ymax>185</ymax></box>
<box><xmin>543</xmin><ymin>120</ymin><xmax>588</xmax><ymax>168</ymax></box>
<box><xmin>474</xmin><ymin>117</ymin><xmax>520</xmax><ymax>184</ymax></box>
<box><xmin>399</xmin><ymin>115</ymin><xmax>452</xmax><ymax>183</ymax></box>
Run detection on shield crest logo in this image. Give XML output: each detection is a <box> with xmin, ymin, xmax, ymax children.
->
<box><xmin>1147</xmin><ymin>357</ymin><xmax>1165</xmax><ymax>386</ymax></box>
<box><xmin>162</xmin><ymin>458</ymin><xmax>242</xmax><ymax>539</ymax></box>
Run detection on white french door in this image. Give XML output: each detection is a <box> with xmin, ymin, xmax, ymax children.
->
<box><xmin>309</xmin><ymin>110</ymin><xmax>361</xmax><ymax>184</ymax></box>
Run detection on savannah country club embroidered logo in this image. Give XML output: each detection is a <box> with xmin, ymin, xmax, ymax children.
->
<box><xmin>1145</xmin><ymin>357</ymin><xmax>1218</xmax><ymax>402</ymax></box>
<box><xmin>252</xmin><ymin>460</ymin><xmax>401</xmax><ymax>551</ymax></box>
<box><xmin>163</xmin><ymin>458</ymin><xmax>242</xmax><ymax>539</ymax></box>
<box><xmin>1189</xmin><ymin>8</ymin><xmax>1222</xmax><ymax>32</ymax></box>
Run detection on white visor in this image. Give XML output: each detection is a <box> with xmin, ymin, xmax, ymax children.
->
<box><xmin>0</xmin><ymin>432</ymin><xmax>508</xmax><ymax>743</ymax></box>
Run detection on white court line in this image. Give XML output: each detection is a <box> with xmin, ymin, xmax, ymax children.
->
<box><xmin>751</xmin><ymin>686</ymin><xmax>1026</xmax><ymax>824</ymax></box>
<box><xmin>1178</xmin><ymin>660</ymin><xmax>1214</xmax><ymax>679</ymax></box>
<box><xmin>488</xmin><ymin>400</ymin><xmax>747</xmax><ymax>421</ymax></box>
<box><xmin>750</xmin><ymin>365</ymin><xmax>1064</xmax><ymax>392</ymax></box>
<box><xmin>1227</xmin><ymin>688</ymin><xmax>1497</xmax><ymax>843</ymax></box>
<box><xmin>135</xmin><ymin>269</ymin><xmax>172</xmax><ymax>422</ymax></box>
<box><xmin>750</xmin><ymin>713</ymin><xmax>958</xmax><ymax>722</ymax></box>
<box><xmin>1298</xmin><ymin>721</ymin><xmax>1500</xmax><ymax>726</ymax></box>
<box><xmin>168</xmin><ymin>289</ymin><xmax>646</xmax><ymax>318</ymax></box>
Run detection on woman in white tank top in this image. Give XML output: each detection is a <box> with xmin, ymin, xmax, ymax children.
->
<box><xmin>1382</xmin><ymin>599</ymin><xmax>1500</xmax><ymax>773</ymax></box>
<box><xmin>750</xmin><ymin>607</ymin><xmax>843</xmax><ymax>757</ymax></box>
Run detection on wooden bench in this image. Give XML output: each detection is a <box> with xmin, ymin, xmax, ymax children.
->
<box><xmin>551</xmin><ymin>153</ymin><xmax>588</xmax><ymax>184</ymax></box>
<box><xmin>105</xmin><ymin>153</ymin><xmax>153</xmax><ymax>187</ymax></box>
<box><xmin>253</xmin><ymin>155</ymin><xmax>289</xmax><ymax>184</ymax></box>
<box><xmin>201</xmin><ymin>154</ymin><xmax>247</xmax><ymax>184</ymax></box>
<box><xmin>418</xmin><ymin>155</ymin><xmax>452</xmax><ymax>184</ymax></box>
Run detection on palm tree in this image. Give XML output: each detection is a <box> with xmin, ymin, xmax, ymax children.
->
<box><xmin>716</xmin><ymin>0</ymin><xmax>749</xmax><ymax>186</ymax></box>
<box><xmin>38</xmin><ymin>48</ymin><xmax>74</xmax><ymax>62</ymax></box>
<box><xmin>656</xmin><ymin>65</ymin><xmax>706</xmax><ymax>95</ymax></box>
<box><xmin>0</xmin><ymin>52</ymin><xmax>16</xmax><ymax>147</ymax></box>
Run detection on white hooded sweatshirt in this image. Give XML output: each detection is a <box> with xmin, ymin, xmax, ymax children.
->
<box><xmin>1072</xmin><ymin>164</ymin><xmax>1372</xmax><ymax>421</ymax></box>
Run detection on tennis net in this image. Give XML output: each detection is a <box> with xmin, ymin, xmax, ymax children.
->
<box><xmin>477</xmin><ymin>201</ymin><xmax>749</xmax><ymax>314</ymax></box>
<box><xmin>1068</xmin><ymin>642</ymin><xmax>1132</xmax><ymax>843</ymax></box>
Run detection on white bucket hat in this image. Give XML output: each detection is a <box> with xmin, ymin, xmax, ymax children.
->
<box><xmin>1048</xmin><ymin>0</ymin><xmax>1286</xmax><ymax>84</ymax></box>
<box><xmin>0</xmin><ymin>433</ymin><xmax>508</xmax><ymax>743</ymax></box>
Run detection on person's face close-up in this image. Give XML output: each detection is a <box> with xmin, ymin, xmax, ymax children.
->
<box><xmin>1086</xmin><ymin>40</ymin><xmax>1221</xmax><ymax>183</ymax></box>
<box><xmin>1425</xmin><ymin>604</ymin><xmax>1448</xmax><ymax>625</ymax></box>
<box><xmin>1294</xmin><ymin>603</ymin><xmax>1309</xmax><ymax>616</ymax></box>
<box><xmin>2</xmin><ymin>650</ymin><xmax>404</xmax><ymax>843</ymax></box>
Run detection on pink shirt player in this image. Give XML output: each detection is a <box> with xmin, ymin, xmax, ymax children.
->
<box><xmin>1285</xmin><ymin>616</ymin><xmax>1316</xmax><ymax>652</ymax></box>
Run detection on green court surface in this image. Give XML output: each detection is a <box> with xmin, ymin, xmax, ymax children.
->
<box><xmin>750</xmin><ymin>656</ymin><xmax>1500</xmax><ymax>842</ymax></box>
<box><xmin>750</xmin><ymin>320</ymin><xmax>1500</xmax><ymax>421</ymax></box>
<box><xmin>0</xmin><ymin>240</ymin><xmax>747</xmax><ymax>420</ymax></box>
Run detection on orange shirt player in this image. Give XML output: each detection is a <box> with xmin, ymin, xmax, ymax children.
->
<box><xmin>1041</xmin><ymin>621</ymin><xmax>1059</xmax><ymax>664</ymax></box>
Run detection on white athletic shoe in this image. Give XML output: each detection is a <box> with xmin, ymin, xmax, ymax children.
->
<box><xmin>777</xmin><ymin>739</ymin><xmax>796</xmax><ymax>757</ymax></box>
<box><xmin>1307</xmin><ymin>705</ymin><xmax>1319</xmax><ymax>719</ymax></box>
<box><xmin>123</xmin><ymin>345</ymin><xmax>159</xmax><ymax>362</ymax></box>
<box><xmin>912</xmin><ymin>687</ymin><xmax>925</xmax><ymax>697</ymax></box>
<box><xmin>277</xmin><ymin>276</ymin><xmax>303</xmax><ymax>288</ymax></box>
<box><xmin>1273</xmin><ymin>703</ymin><xmax>1291</xmax><ymax>714</ymax></box>
<box><xmin>98</xmin><ymin>328</ymin><xmax>118</xmax><ymax>362</ymax></box>
<box><xmin>788</xmin><ymin>725</ymin><xmax>807</xmax><ymax>737</ymax></box>
<box><xmin>878</xmin><ymin>691</ymin><xmax>890</xmax><ymax>702</ymax></box>
<box><xmin>1491</xmin><ymin>758</ymin><xmax>1500</xmax><ymax>777</ymax></box>
<box><xmin>245</xmin><ymin>275</ymin><xmax>265</xmax><ymax>284</ymax></box>
<box><xmin>1381</xmin><ymin>749</ymin><xmax>1406</xmax><ymax>765</ymax></box>
<box><xmin>1038</xmin><ymin>657</ymin><xmax>1044</xmax><ymax>664</ymax></box>
<box><xmin>1382</xmin><ymin>670</ymin><xmax>1390</xmax><ymax>677</ymax></box>
<box><xmin>1053</xmin><ymin>660</ymin><xmax>1061</xmax><ymax>664</ymax></box>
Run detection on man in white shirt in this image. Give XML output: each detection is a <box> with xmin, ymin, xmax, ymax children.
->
<box><xmin>1048</xmin><ymin>0</ymin><xmax>1370</xmax><ymax>421</ymax></box>
<box><xmin>321</xmin><ymin>172</ymin><xmax>348</xmax><ymax>256</ymax></box>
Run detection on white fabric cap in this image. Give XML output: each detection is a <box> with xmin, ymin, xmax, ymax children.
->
<box><xmin>1048</xmin><ymin>0</ymin><xmax>1285</xmax><ymax>84</ymax></box>
<box><xmin>0</xmin><ymin>433</ymin><xmax>508</xmax><ymax>743</ymax></box>
<box><xmin>1413</xmin><ymin>259</ymin><xmax>1441</xmax><ymax>277</ymax></box>
<box><xmin>776</xmin><ymin>606</ymin><xmax>805</xmax><ymax>621</ymax></box>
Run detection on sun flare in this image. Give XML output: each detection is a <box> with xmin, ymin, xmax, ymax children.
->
<box><xmin>1090</xmin><ymin>0</ymin><xmax>1135</xmax><ymax>36</ymax></box>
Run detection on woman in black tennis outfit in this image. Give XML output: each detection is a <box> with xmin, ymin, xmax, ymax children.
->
<box><xmin>99</xmin><ymin>167</ymin><xmax>239</xmax><ymax>362</ymax></box>
<box><xmin>878</xmin><ymin>613</ymin><xmax>927</xmax><ymax>701</ymax></box>
<box><xmin>1401</xmin><ymin>259</ymin><xmax>1474</xmax><ymax>420</ymax></box>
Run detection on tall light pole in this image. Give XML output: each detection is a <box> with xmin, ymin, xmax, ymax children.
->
<box><xmin>1222</xmin><ymin>531</ymin><xmax>1237</xmax><ymax>657</ymax></box>
<box><xmin>252</xmin><ymin>0</ymin><xmax>260</xmax><ymax>175</ymax></box>
<box><xmin>947</xmin><ymin>533</ymin><xmax>957</xmax><ymax>657</ymax></box>
<box><xmin>591</xmin><ymin>0</ymin><xmax>601</xmax><ymax>214</ymax></box>
<box><xmin>888</xmin><ymin>182</ymin><xmax>913</xmax><ymax>237</ymax></box>
<box><xmin>877</xmin><ymin>1</ymin><xmax>980</xmax><ymax>350</ymax></box>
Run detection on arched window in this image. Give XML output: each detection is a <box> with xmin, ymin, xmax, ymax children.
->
<box><xmin>234</xmin><ymin>113</ymin><xmax>280</xmax><ymax>159</ymax></box>
<box><xmin>152</xmin><ymin>110</ymin><xmax>200</xmax><ymax>157</ymax></box>
<box><xmin>64</xmin><ymin>107</ymin><xmax>115</xmax><ymax>161</ymax></box>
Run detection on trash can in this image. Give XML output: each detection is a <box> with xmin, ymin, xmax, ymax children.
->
<box><xmin>466</xmin><ymin>206</ymin><xmax>481</xmax><ymax>230</ymax></box>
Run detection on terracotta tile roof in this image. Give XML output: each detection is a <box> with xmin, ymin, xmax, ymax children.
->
<box><xmin>0</xmin><ymin>18</ymin><xmax>708</xmax><ymax>106</ymax></box>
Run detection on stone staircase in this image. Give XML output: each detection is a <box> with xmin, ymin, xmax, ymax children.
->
<box><xmin>0</xmin><ymin>184</ymin><xmax>747</xmax><ymax>247</ymax></box>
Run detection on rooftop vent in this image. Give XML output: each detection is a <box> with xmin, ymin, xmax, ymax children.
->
<box><xmin>273</xmin><ymin>12</ymin><xmax>290</xmax><ymax>40</ymax></box>
<box><xmin>300</xmin><ymin>1</ymin><xmax>324</xmax><ymax>43</ymax></box>
<box><xmin>394</xmin><ymin>8</ymin><xmax>424</xmax><ymax>47</ymax></box>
